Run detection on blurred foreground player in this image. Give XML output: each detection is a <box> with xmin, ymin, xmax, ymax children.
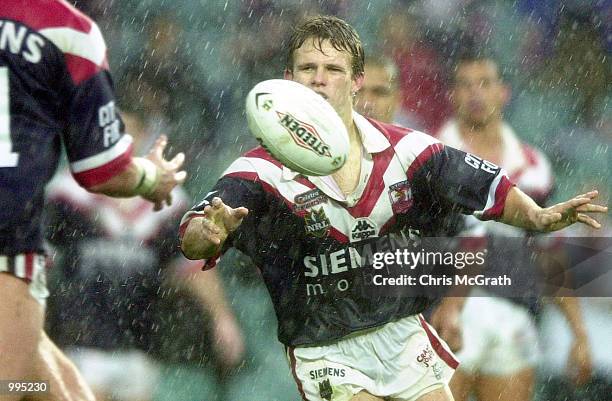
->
<box><xmin>180</xmin><ymin>16</ymin><xmax>606</xmax><ymax>401</ymax></box>
<box><xmin>0</xmin><ymin>1</ymin><xmax>185</xmax><ymax>400</ymax></box>
<box><xmin>436</xmin><ymin>51</ymin><xmax>593</xmax><ymax>401</ymax></box>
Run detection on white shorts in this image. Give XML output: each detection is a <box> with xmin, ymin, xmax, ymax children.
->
<box><xmin>456</xmin><ymin>290</ymin><xmax>539</xmax><ymax>376</ymax></box>
<box><xmin>287</xmin><ymin>314</ymin><xmax>458</xmax><ymax>401</ymax></box>
<box><xmin>0</xmin><ymin>253</ymin><xmax>49</xmax><ymax>306</ymax></box>
<box><xmin>67</xmin><ymin>347</ymin><xmax>160</xmax><ymax>400</ymax></box>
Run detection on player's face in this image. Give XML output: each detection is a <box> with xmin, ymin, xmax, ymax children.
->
<box><xmin>355</xmin><ymin>64</ymin><xmax>399</xmax><ymax>123</ymax></box>
<box><xmin>452</xmin><ymin>60</ymin><xmax>509</xmax><ymax>127</ymax></box>
<box><xmin>285</xmin><ymin>38</ymin><xmax>363</xmax><ymax>122</ymax></box>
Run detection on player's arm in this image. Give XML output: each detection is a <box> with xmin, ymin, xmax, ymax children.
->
<box><xmin>411</xmin><ymin>139</ymin><xmax>606</xmax><ymax>233</ymax></box>
<box><xmin>498</xmin><ymin>187</ymin><xmax>606</xmax><ymax>232</ymax></box>
<box><xmin>88</xmin><ymin>135</ymin><xmax>186</xmax><ymax>211</ymax></box>
<box><xmin>547</xmin><ymin>297</ymin><xmax>592</xmax><ymax>386</ymax></box>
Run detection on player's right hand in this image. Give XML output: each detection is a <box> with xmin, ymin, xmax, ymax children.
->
<box><xmin>144</xmin><ymin>135</ymin><xmax>187</xmax><ymax>210</ymax></box>
<box><xmin>182</xmin><ymin>197</ymin><xmax>249</xmax><ymax>259</ymax></box>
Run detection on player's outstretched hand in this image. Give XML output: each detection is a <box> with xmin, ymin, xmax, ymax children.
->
<box><xmin>533</xmin><ymin>190</ymin><xmax>607</xmax><ymax>232</ymax></box>
<box><xmin>144</xmin><ymin>135</ymin><xmax>187</xmax><ymax>210</ymax></box>
<box><xmin>182</xmin><ymin>197</ymin><xmax>249</xmax><ymax>260</ymax></box>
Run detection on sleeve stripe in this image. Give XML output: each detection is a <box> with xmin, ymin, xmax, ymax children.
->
<box><xmin>39</xmin><ymin>24</ymin><xmax>107</xmax><ymax>67</ymax></box>
<box><xmin>406</xmin><ymin>142</ymin><xmax>445</xmax><ymax>179</ymax></box>
<box><xmin>71</xmin><ymin>143</ymin><xmax>133</xmax><ymax>188</ymax></box>
<box><xmin>70</xmin><ymin>135</ymin><xmax>133</xmax><ymax>173</ymax></box>
<box><xmin>474</xmin><ymin>175</ymin><xmax>514</xmax><ymax>221</ymax></box>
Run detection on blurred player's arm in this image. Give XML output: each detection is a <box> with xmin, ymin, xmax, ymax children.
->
<box><xmin>547</xmin><ymin>297</ymin><xmax>592</xmax><ymax>386</ymax></box>
<box><xmin>168</xmin><ymin>260</ymin><xmax>245</xmax><ymax>368</ymax></box>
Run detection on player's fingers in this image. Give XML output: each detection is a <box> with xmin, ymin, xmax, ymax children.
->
<box><xmin>168</xmin><ymin>152</ymin><xmax>185</xmax><ymax>169</ymax></box>
<box><xmin>567</xmin><ymin>197</ymin><xmax>591</xmax><ymax>208</ymax></box>
<box><xmin>577</xmin><ymin>214</ymin><xmax>601</xmax><ymax>229</ymax></box>
<box><xmin>166</xmin><ymin>193</ymin><xmax>173</xmax><ymax>207</ymax></box>
<box><xmin>154</xmin><ymin>134</ymin><xmax>168</xmax><ymax>160</ymax></box>
<box><xmin>232</xmin><ymin>207</ymin><xmax>249</xmax><ymax>219</ymax></box>
<box><xmin>575</xmin><ymin>203</ymin><xmax>608</xmax><ymax>213</ymax></box>
<box><xmin>211</xmin><ymin>197</ymin><xmax>224</xmax><ymax>209</ymax></box>
<box><xmin>174</xmin><ymin>170</ymin><xmax>187</xmax><ymax>185</ymax></box>
<box><xmin>154</xmin><ymin>200</ymin><xmax>163</xmax><ymax>211</ymax></box>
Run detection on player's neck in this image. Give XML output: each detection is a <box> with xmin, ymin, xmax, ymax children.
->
<box><xmin>458</xmin><ymin>119</ymin><xmax>504</xmax><ymax>162</ymax></box>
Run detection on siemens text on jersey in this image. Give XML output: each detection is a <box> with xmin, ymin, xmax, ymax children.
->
<box><xmin>0</xmin><ymin>20</ymin><xmax>45</xmax><ymax>63</ymax></box>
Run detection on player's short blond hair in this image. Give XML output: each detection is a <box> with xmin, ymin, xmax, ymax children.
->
<box><xmin>285</xmin><ymin>15</ymin><xmax>365</xmax><ymax>78</ymax></box>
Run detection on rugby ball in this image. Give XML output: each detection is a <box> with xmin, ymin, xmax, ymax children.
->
<box><xmin>245</xmin><ymin>79</ymin><xmax>349</xmax><ymax>176</ymax></box>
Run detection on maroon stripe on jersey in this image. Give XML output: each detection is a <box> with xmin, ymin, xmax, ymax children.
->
<box><xmin>348</xmin><ymin>147</ymin><xmax>395</xmax><ymax>218</ymax></box>
<box><xmin>407</xmin><ymin>142</ymin><xmax>445</xmax><ymax>180</ymax></box>
<box><xmin>225</xmin><ymin>171</ymin><xmax>349</xmax><ymax>243</ymax></box>
<box><xmin>366</xmin><ymin>117</ymin><xmax>414</xmax><ymax>147</ymax></box>
<box><xmin>287</xmin><ymin>347</ymin><xmax>309</xmax><ymax>401</ymax></box>
<box><xmin>0</xmin><ymin>0</ymin><xmax>92</xmax><ymax>32</ymax></box>
<box><xmin>72</xmin><ymin>144</ymin><xmax>133</xmax><ymax>188</ymax></box>
<box><xmin>25</xmin><ymin>253</ymin><xmax>34</xmax><ymax>281</ymax></box>
<box><xmin>419</xmin><ymin>315</ymin><xmax>459</xmax><ymax>369</ymax></box>
<box><xmin>378</xmin><ymin>216</ymin><xmax>397</xmax><ymax>236</ymax></box>
<box><xmin>65</xmin><ymin>53</ymin><xmax>108</xmax><ymax>85</ymax></box>
<box><xmin>480</xmin><ymin>176</ymin><xmax>514</xmax><ymax>221</ymax></box>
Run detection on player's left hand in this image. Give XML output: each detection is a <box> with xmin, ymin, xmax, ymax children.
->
<box><xmin>430</xmin><ymin>298</ymin><xmax>463</xmax><ymax>352</ymax></box>
<box><xmin>533</xmin><ymin>190</ymin><xmax>607</xmax><ymax>232</ymax></box>
<box><xmin>567</xmin><ymin>335</ymin><xmax>592</xmax><ymax>386</ymax></box>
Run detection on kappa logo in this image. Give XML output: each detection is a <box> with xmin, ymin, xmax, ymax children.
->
<box><xmin>388</xmin><ymin>180</ymin><xmax>413</xmax><ymax>213</ymax></box>
<box><xmin>294</xmin><ymin>188</ymin><xmax>327</xmax><ymax>212</ymax></box>
<box><xmin>277</xmin><ymin>112</ymin><xmax>332</xmax><ymax>157</ymax></box>
<box><xmin>318</xmin><ymin>378</ymin><xmax>333</xmax><ymax>401</ymax></box>
<box><xmin>350</xmin><ymin>217</ymin><xmax>378</xmax><ymax>242</ymax></box>
<box><xmin>304</xmin><ymin>208</ymin><xmax>331</xmax><ymax>237</ymax></box>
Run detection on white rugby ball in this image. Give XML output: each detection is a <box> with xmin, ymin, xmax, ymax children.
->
<box><xmin>245</xmin><ymin>79</ymin><xmax>349</xmax><ymax>176</ymax></box>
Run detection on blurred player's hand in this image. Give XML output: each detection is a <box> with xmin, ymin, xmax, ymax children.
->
<box><xmin>430</xmin><ymin>298</ymin><xmax>463</xmax><ymax>352</ymax></box>
<box><xmin>212</xmin><ymin>312</ymin><xmax>246</xmax><ymax>370</ymax></box>
<box><xmin>567</xmin><ymin>335</ymin><xmax>593</xmax><ymax>387</ymax></box>
<box><xmin>533</xmin><ymin>190</ymin><xmax>607</xmax><ymax>232</ymax></box>
<box><xmin>144</xmin><ymin>134</ymin><xmax>187</xmax><ymax>211</ymax></box>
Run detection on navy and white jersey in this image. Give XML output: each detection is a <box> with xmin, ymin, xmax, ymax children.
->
<box><xmin>181</xmin><ymin>113</ymin><xmax>514</xmax><ymax>347</ymax></box>
<box><xmin>0</xmin><ymin>0</ymin><xmax>132</xmax><ymax>256</ymax></box>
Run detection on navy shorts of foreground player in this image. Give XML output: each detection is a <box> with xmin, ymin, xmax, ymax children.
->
<box><xmin>180</xmin><ymin>113</ymin><xmax>515</xmax><ymax>400</ymax></box>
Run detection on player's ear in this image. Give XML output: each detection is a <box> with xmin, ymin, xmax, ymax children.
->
<box><xmin>352</xmin><ymin>72</ymin><xmax>364</xmax><ymax>93</ymax></box>
<box><xmin>501</xmin><ymin>83</ymin><xmax>511</xmax><ymax>106</ymax></box>
<box><xmin>284</xmin><ymin>69</ymin><xmax>293</xmax><ymax>80</ymax></box>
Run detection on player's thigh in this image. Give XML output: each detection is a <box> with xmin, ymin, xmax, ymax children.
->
<box><xmin>414</xmin><ymin>385</ymin><xmax>454</xmax><ymax>401</ymax></box>
<box><xmin>448</xmin><ymin>369</ymin><xmax>475</xmax><ymax>401</ymax></box>
<box><xmin>475</xmin><ymin>368</ymin><xmax>535</xmax><ymax>401</ymax></box>
<box><xmin>349</xmin><ymin>391</ymin><xmax>385</xmax><ymax>401</ymax></box>
<box><xmin>25</xmin><ymin>332</ymin><xmax>96</xmax><ymax>401</ymax></box>
<box><xmin>0</xmin><ymin>272</ymin><xmax>44</xmax><ymax>379</ymax></box>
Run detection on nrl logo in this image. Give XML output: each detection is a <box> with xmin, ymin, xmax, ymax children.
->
<box><xmin>304</xmin><ymin>207</ymin><xmax>331</xmax><ymax>237</ymax></box>
<box><xmin>277</xmin><ymin>112</ymin><xmax>332</xmax><ymax>157</ymax></box>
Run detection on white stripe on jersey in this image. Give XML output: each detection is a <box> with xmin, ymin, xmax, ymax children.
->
<box><xmin>13</xmin><ymin>254</ymin><xmax>26</xmax><ymax>277</ymax></box>
<box><xmin>39</xmin><ymin>22</ymin><xmax>106</xmax><ymax>66</ymax></box>
<box><xmin>394</xmin><ymin>131</ymin><xmax>440</xmax><ymax>172</ymax></box>
<box><xmin>70</xmin><ymin>134</ymin><xmax>132</xmax><ymax>173</ymax></box>
<box><xmin>473</xmin><ymin>169</ymin><xmax>507</xmax><ymax>218</ymax></box>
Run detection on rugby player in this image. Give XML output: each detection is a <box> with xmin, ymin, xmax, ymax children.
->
<box><xmin>0</xmin><ymin>1</ymin><xmax>185</xmax><ymax>399</ymax></box>
<box><xmin>436</xmin><ymin>51</ymin><xmax>592</xmax><ymax>401</ymax></box>
<box><xmin>180</xmin><ymin>16</ymin><xmax>605</xmax><ymax>401</ymax></box>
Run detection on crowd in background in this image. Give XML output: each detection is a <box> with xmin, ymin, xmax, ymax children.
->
<box><xmin>46</xmin><ymin>1</ymin><xmax>610</xmax><ymax>400</ymax></box>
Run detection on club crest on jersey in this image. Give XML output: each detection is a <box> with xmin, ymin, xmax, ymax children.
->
<box><xmin>294</xmin><ymin>189</ymin><xmax>327</xmax><ymax>212</ymax></box>
<box><xmin>318</xmin><ymin>378</ymin><xmax>333</xmax><ymax>400</ymax></box>
<box><xmin>389</xmin><ymin>180</ymin><xmax>413</xmax><ymax>213</ymax></box>
<box><xmin>350</xmin><ymin>217</ymin><xmax>378</xmax><ymax>242</ymax></box>
<box><xmin>277</xmin><ymin>112</ymin><xmax>332</xmax><ymax>157</ymax></box>
<box><xmin>304</xmin><ymin>207</ymin><xmax>331</xmax><ymax>237</ymax></box>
